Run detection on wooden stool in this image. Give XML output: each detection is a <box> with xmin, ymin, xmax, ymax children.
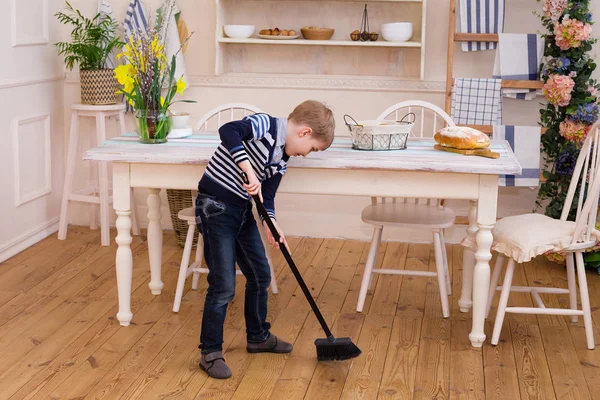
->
<box><xmin>58</xmin><ymin>103</ymin><xmax>140</xmax><ymax>246</ymax></box>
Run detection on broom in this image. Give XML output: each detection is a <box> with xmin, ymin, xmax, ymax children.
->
<box><xmin>241</xmin><ymin>172</ymin><xmax>362</xmax><ymax>361</ymax></box>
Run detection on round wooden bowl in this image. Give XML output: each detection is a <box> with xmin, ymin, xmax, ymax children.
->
<box><xmin>301</xmin><ymin>27</ymin><xmax>334</xmax><ymax>40</ymax></box>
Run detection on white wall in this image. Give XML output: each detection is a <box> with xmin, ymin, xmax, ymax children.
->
<box><xmin>0</xmin><ymin>0</ymin><xmax>65</xmax><ymax>262</ymax></box>
<box><xmin>55</xmin><ymin>0</ymin><xmax>600</xmax><ymax>246</ymax></box>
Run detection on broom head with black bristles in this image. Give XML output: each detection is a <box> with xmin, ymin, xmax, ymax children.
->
<box><xmin>315</xmin><ymin>336</ymin><xmax>362</xmax><ymax>361</ymax></box>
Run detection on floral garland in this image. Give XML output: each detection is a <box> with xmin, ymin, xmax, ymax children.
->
<box><xmin>536</xmin><ymin>0</ymin><xmax>600</xmax><ymax>268</ymax></box>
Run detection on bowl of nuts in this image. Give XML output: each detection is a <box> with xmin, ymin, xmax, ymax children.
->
<box><xmin>258</xmin><ymin>27</ymin><xmax>299</xmax><ymax>39</ymax></box>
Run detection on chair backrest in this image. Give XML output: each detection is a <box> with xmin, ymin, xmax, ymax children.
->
<box><xmin>560</xmin><ymin>120</ymin><xmax>600</xmax><ymax>245</ymax></box>
<box><xmin>372</xmin><ymin>101</ymin><xmax>456</xmax><ymax>208</ymax></box>
<box><xmin>376</xmin><ymin>100</ymin><xmax>455</xmax><ymax>138</ymax></box>
<box><xmin>195</xmin><ymin>103</ymin><xmax>264</xmax><ymax>131</ymax></box>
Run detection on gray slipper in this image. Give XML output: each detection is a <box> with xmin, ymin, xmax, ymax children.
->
<box><xmin>199</xmin><ymin>351</ymin><xmax>232</xmax><ymax>379</ymax></box>
<box><xmin>247</xmin><ymin>334</ymin><xmax>293</xmax><ymax>354</ymax></box>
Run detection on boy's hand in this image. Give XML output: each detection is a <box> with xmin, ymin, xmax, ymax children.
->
<box><xmin>239</xmin><ymin>161</ymin><xmax>263</xmax><ymax>202</ymax></box>
<box><xmin>263</xmin><ymin>219</ymin><xmax>289</xmax><ymax>252</ymax></box>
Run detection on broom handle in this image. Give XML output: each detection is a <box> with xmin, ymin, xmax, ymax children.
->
<box><xmin>241</xmin><ymin>172</ymin><xmax>333</xmax><ymax>338</ymax></box>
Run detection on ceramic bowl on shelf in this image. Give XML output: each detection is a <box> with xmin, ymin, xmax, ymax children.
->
<box><xmin>380</xmin><ymin>22</ymin><xmax>413</xmax><ymax>42</ymax></box>
<box><xmin>301</xmin><ymin>27</ymin><xmax>334</xmax><ymax>40</ymax></box>
<box><xmin>223</xmin><ymin>25</ymin><xmax>255</xmax><ymax>38</ymax></box>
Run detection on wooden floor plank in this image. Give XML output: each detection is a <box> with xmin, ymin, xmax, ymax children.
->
<box><xmin>268</xmin><ymin>311</ymin><xmax>337</xmax><ymax>400</ymax></box>
<box><xmin>317</xmin><ymin>240</ymin><xmax>366</xmax><ymax>314</ymax></box>
<box><xmin>414</xmin><ymin>317</ymin><xmax>451</xmax><ymax>400</ymax></box>
<box><xmin>445</xmin><ymin>245</ymin><xmax>485</xmax><ymax>400</ymax></box>
<box><xmin>341</xmin><ymin>240</ymin><xmax>387</xmax><ymax>315</ymax></box>
<box><xmin>230</xmin><ymin>308</ymin><xmax>309</xmax><ymax>400</ymax></box>
<box><xmin>482</xmin><ymin>322</ymin><xmax>520</xmax><ymax>400</ymax></box>
<box><xmin>83</xmin><ymin>303</ymin><xmax>198</xmax><ymax>400</ymax></box>
<box><xmin>397</xmin><ymin>243</ymin><xmax>431</xmax><ymax>318</ymax></box>
<box><xmin>45</xmin><ymin>302</ymin><xmax>170</xmax><ymax>400</ymax></box>
<box><xmin>0</xmin><ymin>298</ymin><xmax>116</xmax><ymax>399</ymax></box>
<box><xmin>304</xmin><ymin>313</ymin><xmax>365</xmax><ymax>400</ymax></box>
<box><xmin>0</xmin><ymin>296</ymin><xmax>91</xmax><ymax>377</ymax></box>
<box><xmin>0</xmin><ymin>228</ymin><xmax>100</xmax><ymax>293</ymax></box>
<box><xmin>369</xmin><ymin>242</ymin><xmax>409</xmax><ymax>316</ymax></box>
<box><xmin>8</xmin><ymin>301</ymin><xmax>145</xmax><ymax>400</ymax></box>
<box><xmin>525</xmin><ymin>257</ymin><xmax>592</xmax><ymax>400</ymax></box>
<box><xmin>340</xmin><ymin>314</ymin><xmax>393</xmax><ymax>400</ymax></box>
<box><xmin>378</xmin><ymin>316</ymin><xmax>422</xmax><ymax>400</ymax></box>
<box><xmin>1</xmin><ymin>227</ymin><xmax>599</xmax><ymax>400</ymax></box>
<box><xmin>286</xmin><ymin>239</ymin><xmax>344</xmax><ymax>312</ymax></box>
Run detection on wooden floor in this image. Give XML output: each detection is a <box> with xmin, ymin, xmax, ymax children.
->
<box><xmin>0</xmin><ymin>227</ymin><xmax>599</xmax><ymax>399</ymax></box>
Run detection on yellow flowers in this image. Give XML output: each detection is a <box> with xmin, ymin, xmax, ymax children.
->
<box><xmin>176</xmin><ymin>76</ymin><xmax>186</xmax><ymax>95</ymax></box>
<box><xmin>113</xmin><ymin>24</ymin><xmax>193</xmax><ymax>113</ymax></box>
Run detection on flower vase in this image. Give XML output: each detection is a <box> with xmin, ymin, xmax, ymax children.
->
<box><xmin>134</xmin><ymin>110</ymin><xmax>172</xmax><ymax>144</ymax></box>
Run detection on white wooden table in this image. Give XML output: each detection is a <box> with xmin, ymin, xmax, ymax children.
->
<box><xmin>84</xmin><ymin>133</ymin><xmax>521</xmax><ymax>348</ymax></box>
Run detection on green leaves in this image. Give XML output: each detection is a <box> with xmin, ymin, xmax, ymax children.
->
<box><xmin>54</xmin><ymin>1</ymin><xmax>124</xmax><ymax>71</ymax></box>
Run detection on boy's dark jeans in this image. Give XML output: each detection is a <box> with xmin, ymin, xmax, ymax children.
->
<box><xmin>195</xmin><ymin>193</ymin><xmax>272</xmax><ymax>354</ymax></box>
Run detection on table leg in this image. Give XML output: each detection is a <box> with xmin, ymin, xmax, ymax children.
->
<box><xmin>469</xmin><ymin>175</ymin><xmax>498</xmax><ymax>347</ymax></box>
<box><xmin>113</xmin><ymin>163</ymin><xmax>133</xmax><ymax>326</ymax></box>
<box><xmin>459</xmin><ymin>200</ymin><xmax>478</xmax><ymax>312</ymax></box>
<box><xmin>147</xmin><ymin>188</ymin><xmax>164</xmax><ymax>295</ymax></box>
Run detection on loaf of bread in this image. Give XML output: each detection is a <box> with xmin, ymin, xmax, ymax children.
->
<box><xmin>434</xmin><ymin>126</ymin><xmax>490</xmax><ymax>149</ymax></box>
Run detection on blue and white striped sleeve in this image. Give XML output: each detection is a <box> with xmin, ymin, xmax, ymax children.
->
<box><xmin>243</xmin><ymin>114</ymin><xmax>271</xmax><ymax>141</ymax></box>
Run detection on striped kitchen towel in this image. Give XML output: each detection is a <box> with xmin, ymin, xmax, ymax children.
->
<box><xmin>123</xmin><ymin>0</ymin><xmax>148</xmax><ymax>37</ymax></box>
<box><xmin>460</xmin><ymin>0</ymin><xmax>506</xmax><ymax>52</ymax></box>
<box><xmin>450</xmin><ymin>78</ymin><xmax>503</xmax><ymax>125</ymax></box>
<box><xmin>493</xmin><ymin>34</ymin><xmax>545</xmax><ymax>100</ymax></box>
<box><xmin>122</xmin><ymin>0</ymin><xmax>149</xmax><ymax>112</ymax></box>
<box><xmin>493</xmin><ymin>125</ymin><xmax>541</xmax><ymax>186</ymax></box>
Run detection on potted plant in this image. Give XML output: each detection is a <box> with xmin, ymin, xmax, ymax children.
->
<box><xmin>55</xmin><ymin>2</ymin><xmax>123</xmax><ymax>105</ymax></box>
<box><xmin>113</xmin><ymin>1</ymin><xmax>194</xmax><ymax>143</ymax></box>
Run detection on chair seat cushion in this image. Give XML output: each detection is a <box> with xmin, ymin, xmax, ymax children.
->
<box><xmin>361</xmin><ymin>203</ymin><xmax>455</xmax><ymax>229</ymax></box>
<box><xmin>461</xmin><ymin>213</ymin><xmax>599</xmax><ymax>263</ymax></box>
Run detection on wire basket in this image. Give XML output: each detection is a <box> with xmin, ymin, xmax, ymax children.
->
<box><xmin>344</xmin><ymin>113</ymin><xmax>415</xmax><ymax>151</ymax></box>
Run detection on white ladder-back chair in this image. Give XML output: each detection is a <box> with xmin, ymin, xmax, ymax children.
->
<box><xmin>357</xmin><ymin>101</ymin><xmax>457</xmax><ymax>317</ymax></box>
<box><xmin>173</xmin><ymin>103</ymin><xmax>279</xmax><ymax>313</ymax></box>
<box><xmin>481</xmin><ymin>120</ymin><xmax>600</xmax><ymax>349</ymax></box>
<box><xmin>194</xmin><ymin>103</ymin><xmax>265</xmax><ymax>132</ymax></box>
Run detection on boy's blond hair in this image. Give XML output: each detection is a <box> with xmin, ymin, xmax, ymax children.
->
<box><xmin>288</xmin><ymin>100</ymin><xmax>335</xmax><ymax>148</ymax></box>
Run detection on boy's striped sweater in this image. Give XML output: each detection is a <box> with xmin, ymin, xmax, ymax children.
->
<box><xmin>198</xmin><ymin>113</ymin><xmax>289</xmax><ymax>220</ymax></box>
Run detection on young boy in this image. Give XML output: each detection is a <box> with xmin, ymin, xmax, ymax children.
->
<box><xmin>195</xmin><ymin>100</ymin><xmax>335</xmax><ymax>379</ymax></box>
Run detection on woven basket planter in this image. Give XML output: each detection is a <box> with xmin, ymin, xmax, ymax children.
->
<box><xmin>80</xmin><ymin>69</ymin><xmax>118</xmax><ymax>105</ymax></box>
<box><xmin>166</xmin><ymin>189</ymin><xmax>199</xmax><ymax>248</ymax></box>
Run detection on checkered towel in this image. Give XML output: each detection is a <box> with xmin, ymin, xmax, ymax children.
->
<box><xmin>450</xmin><ymin>78</ymin><xmax>502</xmax><ymax>125</ymax></box>
<box><xmin>493</xmin><ymin>34</ymin><xmax>545</xmax><ymax>100</ymax></box>
<box><xmin>460</xmin><ymin>0</ymin><xmax>506</xmax><ymax>52</ymax></box>
<box><xmin>493</xmin><ymin>125</ymin><xmax>541</xmax><ymax>186</ymax></box>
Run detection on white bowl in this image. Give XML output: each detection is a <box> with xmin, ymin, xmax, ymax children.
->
<box><xmin>381</xmin><ymin>22</ymin><xmax>413</xmax><ymax>42</ymax></box>
<box><xmin>171</xmin><ymin>113</ymin><xmax>190</xmax><ymax>129</ymax></box>
<box><xmin>224</xmin><ymin>25</ymin><xmax>255</xmax><ymax>39</ymax></box>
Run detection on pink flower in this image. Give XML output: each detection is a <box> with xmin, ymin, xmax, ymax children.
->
<box><xmin>543</xmin><ymin>74</ymin><xmax>575</xmax><ymax>106</ymax></box>
<box><xmin>554</xmin><ymin>17</ymin><xmax>592</xmax><ymax>50</ymax></box>
<box><xmin>587</xmin><ymin>85</ymin><xmax>599</xmax><ymax>97</ymax></box>
<box><xmin>559</xmin><ymin>119</ymin><xmax>591</xmax><ymax>143</ymax></box>
<box><xmin>543</xmin><ymin>0</ymin><xmax>567</xmax><ymax>21</ymax></box>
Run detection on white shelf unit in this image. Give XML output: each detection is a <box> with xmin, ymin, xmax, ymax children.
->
<box><xmin>218</xmin><ymin>37</ymin><xmax>422</xmax><ymax>48</ymax></box>
<box><xmin>215</xmin><ymin>0</ymin><xmax>427</xmax><ymax>80</ymax></box>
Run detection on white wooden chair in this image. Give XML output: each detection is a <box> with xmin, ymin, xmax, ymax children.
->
<box><xmin>173</xmin><ymin>103</ymin><xmax>279</xmax><ymax>312</ymax></box>
<box><xmin>357</xmin><ymin>101</ymin><xmax>456</xmax><ymax>317</ymax></box>
<box><xmin>194</xmin><ymin>103</ymin><xmax>265</xmax><ymax>131</ymax></box>
<box><xmin>480</xmin><ymin>120</ymin><xmax>600</xmax><ymax>349</ymax></box>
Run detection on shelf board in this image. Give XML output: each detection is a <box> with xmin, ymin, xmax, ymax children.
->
<box><xmin>232</xmin><ymin>0</ymin><xmax>423</xmax><ymax>2</ymax></box>
<box><xmin>218</xmin><ymin>37</ymin><xmax>422</xmax><ymax>48</ymax></box>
